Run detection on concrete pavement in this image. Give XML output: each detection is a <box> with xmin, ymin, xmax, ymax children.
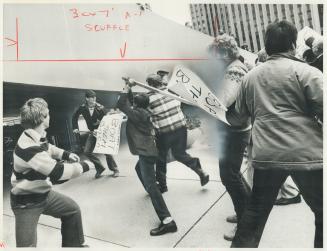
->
<box><xmin>2</xmin><ymin>142</ymin><xmax>315</xmax><ymax>248</ymax></box>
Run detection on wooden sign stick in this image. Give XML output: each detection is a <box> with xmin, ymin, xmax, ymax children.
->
<box><xmin>122</xmin><ymin>77</ymin><xmax>196</xmax><ymax>106</ymax></box>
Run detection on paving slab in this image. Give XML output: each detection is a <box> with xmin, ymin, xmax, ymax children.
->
<box><xmin>175</xmin><ymin>189</ymin><xmax>314</xmax><ymax>248</ymax></box>
<box><xmin>2</xmin><ymin>215</ymin><xmax>122</xmax><ymax>248</ymax></box>
<box><xmin>3</xmin><ymin>166</ymin><xmax>224</xmax><ymax>248</ymax></box>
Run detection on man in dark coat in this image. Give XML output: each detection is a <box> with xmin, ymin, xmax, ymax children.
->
<box><xmin>116</xmin><ymin>81</ymin><xmax>177</xmax><ymax>236</ymax></box>
<box><xmin>72</xmin><ymin>90</ymin><xmax>119</xmax><ymax>179</ymax></box>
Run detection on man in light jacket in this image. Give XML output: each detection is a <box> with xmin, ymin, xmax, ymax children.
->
<box><xmin>227</xmin><ymin>21</ymin><xmax>323</xmax><ymax>248</ymax></box>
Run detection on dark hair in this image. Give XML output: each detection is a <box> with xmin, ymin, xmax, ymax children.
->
<box><xmin>85</xmin><ymin>90</ymin><xmax>96</xmax><ymax>98</ymax></box>
<box><xmin>134</xmin><ymin>94</ymin><xmax>149</xmax><ymax>109</ymax></box>
<box><xmin>146</xmin><ymin>74</ymin><xmax>162</xmax><ymax>88</ymax></box>
<box><xmin>264</xmin><ymin>21</ymin><xmax>297</xmax><ymax>56</ymax></box>
<box><xmin>305</xmin><ymin>36</ymin><xmax>315</xmax><ymax>49</ymax></box>
<box><xmin>302</xmin><ymin>49</ymin><xmax>316</xmax><ymax>63</ymax></box>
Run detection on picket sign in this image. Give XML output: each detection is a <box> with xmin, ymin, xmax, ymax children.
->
<box><xmin>168</xmin><ymin>65</ymin><xmax>229</xmax><ymax>124</ymax></box>
<box><xmin>93</xmin><ymin>113</ymin><xmax>125</xmax><ymax>155</ymax></box>
<box><xmin>124</xmin><ymin>65</ymin><xmax>230</xmax><ymax>125</ymax></box>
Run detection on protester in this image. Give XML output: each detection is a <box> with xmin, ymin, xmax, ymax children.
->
<box><xmin>255</xmin><ymin>48</ymin><xmax>302</xmax><ymax>206</ymax></box>
<box><xmin>146</xmin><ymin>73</ymin><xmax>209</xmax><ymax>193</ymax></box>
<box><xmin>117</xmin><ymin>81</ymin><xmax>177</xmax><ymax>236</ymax></box>
<box><xmin>302</xmin><ymin>48</ymin><xmax>316</xmax><ymax>64</ymax></box>
<box><xmin>72</xmin><ymin>90</ymin><xmax>119</xmax><ymax>178</ymax></box>
<box><xmin>207</xmin><ymin>34</ymin><xmax>252</xmax><ymax>241</ymax></box>
<box><xmin>310</xmin><ymin>38</ymin><xmax>323</xmax><ymax>72</ymax></box>
<box><xmin>227</xmin><ymin>20</ymin><xmax>323</xmax><ymax>248</ymax></box>
<box><xmin>11</xmin><ymin>98</ymin><xmax>93</xmax><ymax>247</ymax></box>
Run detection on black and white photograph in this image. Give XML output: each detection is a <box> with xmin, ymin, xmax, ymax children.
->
<box><xmin>1</xmin><ymin>0</ymin><xmax>324</xmax><ymax>248</ymax></box>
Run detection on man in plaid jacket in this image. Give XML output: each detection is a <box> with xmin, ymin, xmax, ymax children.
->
<box><xmin>146</xmin><ymin>74</ymin><xmax>209</xmax><ymax>193</ymax></box>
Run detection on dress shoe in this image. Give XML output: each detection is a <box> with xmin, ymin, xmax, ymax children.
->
<box><xmin>200</xmin><ymin>172</ymin><xmax>209</xmax><ymax>186</ymax></box>
<box><xmin>226</xmin><ymin>214</ymin><xmax>238</xmax><ymax>223</ymax></box>
<box><xmin>275</xmin><ymin>194</ymin><xmax>301</xmax><ymax>206</ymax></box>
<box><xmin>150</xmin><ymin>220</ymin><xmax>177</xmax><ymax>236</ymax></box>
<box><xmin>159</xmin><ymin>185</ymin><xmax>168</xmax><ymax>194</ymax></box>
<box><xmin>94</xmin><ymin>168</ymin><xmax>105</xmax><ymax>179</ymax></box>
<box><xmin>223</xmin><ymin>226</ymin><xmax>237</xmax><ymax>241</ymax></box>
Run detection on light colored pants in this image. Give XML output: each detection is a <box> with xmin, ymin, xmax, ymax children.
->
<box><xmin>277</xmin><ymin>176</ymin><xmax>299</xmax><ymax>199</ymax></box>
<box><xmin>11</xmin><ymin>190</ymin><xmax>85</xmax><ymax>247</ymax></box>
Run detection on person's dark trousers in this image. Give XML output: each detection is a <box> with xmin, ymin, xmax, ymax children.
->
<box><xmin>11</xmin><ymin>190</ymin><xmax>85</xmax><ymax>247</ymax></box>
<box><xmin>156</xmin><ymin>126</ymin><xmax>203</xmax><ymax>187</ymax></box>
<box><xmin>135</xmin><ymin>155</ymin><xmax>172</xmax><ymax>221</ymax></box>
<box><xmin>106</xmin><ymin>154</ymin><xmax>118</xmax><ymax>171</ymax></box>
<box><xmin>84</xmin><ymin>132</ymin><xmax>117</xmax><ymax>172</ymax></box>
<box><xmin>231</xmin><ymin>168</ymin><xmax>323</xmax><ymax>248</ymax></box>
<box><xmin>219</xmin><ymin>128</ymin><xmax>251</xmax><ymax>221</ymax></box>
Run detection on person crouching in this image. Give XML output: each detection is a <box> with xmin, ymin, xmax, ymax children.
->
<box><xmin>11</xmin><ymin>98</ymin><xmax>93</xmax><ymax>247</ymax></box>
<box><xmin>117</xmin><ymin>81</ymin><xmax>177</xmax><ymax>236</ymax></box>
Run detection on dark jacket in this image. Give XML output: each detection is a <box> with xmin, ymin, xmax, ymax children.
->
<box><xmin>72</xmin><ymin>102</ymin><xmax>106</xmax><ymax>131</ymax></box>
<box><xmin>228</xmin><ymin>52</ymin><xmax>323</xmax><ymax>171</ymax></box>
<box><xmin>310</xmin><ymin>54</ymin><xmax>323</xmax><ymax>72</ymax></box>
<box><xmin>117</xmin><ymin>92</ymin><xmax>158</xmax><ymax>157</ymax></box>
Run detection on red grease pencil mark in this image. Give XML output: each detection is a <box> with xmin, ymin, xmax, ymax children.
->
<box><xmin>16</xmin><ymin>17</ymin><xmax>19</xmax><ymax>61</ymax></box>
<box><xmin>4</xmin><ymin>38</ymin><xmax>17</xmax><ymax>46</ymax></box>
<box><xmin>4</xmin><ymin>58</ymin><xmax>208</xmax><ymax>62</ymax></box>
<box><xmin>119</xmin><ymin>42</ymin><xmax>127</xmax><ymax>58</ymax></box>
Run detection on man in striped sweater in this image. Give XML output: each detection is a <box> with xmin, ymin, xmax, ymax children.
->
<box><xmin>11</xmin><ymin>98</ymin><xmax>94</xmax><ymax>247</ymax></box>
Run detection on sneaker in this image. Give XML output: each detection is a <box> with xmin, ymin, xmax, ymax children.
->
<box><xmin>112</xmin><ymin>170</ymin><xmax>120</xmax><ymax>178</ymax></box>
<box><xmin>200</xmin><ymin>172</ymin><xmax>209</xmax><ymax>186</ymax></box>
<box><xmin>226</xmin><ymin>214</ymin><xmax>238</xmax><ymax>223</ymax></box>
<box><xmin>159</xmin><ymin>185</ymin><xmax>168</xmax><ymax>194</ymax></box>
<box><xmin>150</xmin><ymin>220</ymin><xmax>177</xmax><ymax>236</ymax></box>
<box><xmin>224</xmin><ymin>226</ymin><xmax>237</xmax><ymax>241</ymax></box>
<box><xmin>94</xmin><ymin>168</ymin><xmax>105</xmax><ymax>179</ymax></box>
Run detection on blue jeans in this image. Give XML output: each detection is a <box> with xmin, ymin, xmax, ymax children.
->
<box><xmin>11</xmin><ymin>190</ymin><xmax>85</xmax><ymax>247</ymax></box>
<box><xmin>218</xmin><ymin>128</ymin><xmax>251</xmax><ymax>221</ymax></box>
<box><xmin>83</xmin><ymin>133</ymin><xmax>118</xmax><ymax>173</ymax></box>
<box><xmin>135</xmin><ymin>155</ymin><xmax>171</xmax><ymax>221</ymax></box>
<box><xmin>231</xmin><ymin>169</ymin><xmax>323</xmax><ymax>248</ymax></box>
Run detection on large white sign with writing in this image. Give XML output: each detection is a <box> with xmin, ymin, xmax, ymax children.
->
<box><xmin>168</xmin><ymin>65</ymin><xmax>230</xmax><ymax>124</ymax></box>
<box><xmin>93</xmin><ymin>113</ymin><xmax>124</xmax><ymax>155</ymax></box>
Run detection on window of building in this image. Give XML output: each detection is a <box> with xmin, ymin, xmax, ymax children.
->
<box><xmin>273</xmin><ymin>5</ymin><xmax>278</xmax><ymax>20</ymax></box>
<box><xmin>281</xmin><ymin>5</ymin><xmax>286</xmax><ymax>20</ymax></box>
<box><xmin>205</xmin><ymin>4</ymin><xmax>213</xmax><ymax>36</ymax></box>
<box><xmin>255</xmin><ymin>32</ymin><xmax>261</xmax><ymax>51</ymax></box>
<box><xmin>240</xmin><ymin>21</ymin><xmax>245</xmax><ymax>40</ymax></box>
<box><xmin>318</xmin><ymin>4</ymin><xmax>323</xmax><ymax>34</ymax></box>
<box><xmin>259</xmin><ymin>4</ymin><xmax>262</xmax><ymax>12</ymax></box>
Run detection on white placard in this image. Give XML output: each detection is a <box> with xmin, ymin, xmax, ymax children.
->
<box><xmin>93</xmin><ymin>113</ymin><xmax>124</xmax><ymax>155</ymax></box>
<box><xmin>168</xmin><ymin>65</ymin><xmax>230</xmax><ymax>124</ymax></box>
<box><xmin>77</xmin><ymin>115</ymin><xmax>89</xmax><ymax>132</ymax></box>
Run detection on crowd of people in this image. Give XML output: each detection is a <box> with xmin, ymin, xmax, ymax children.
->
<box><xmin>9</xmin><ymin>20</ymin><xmax>323</xmax><ymax>248</ymax></box>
